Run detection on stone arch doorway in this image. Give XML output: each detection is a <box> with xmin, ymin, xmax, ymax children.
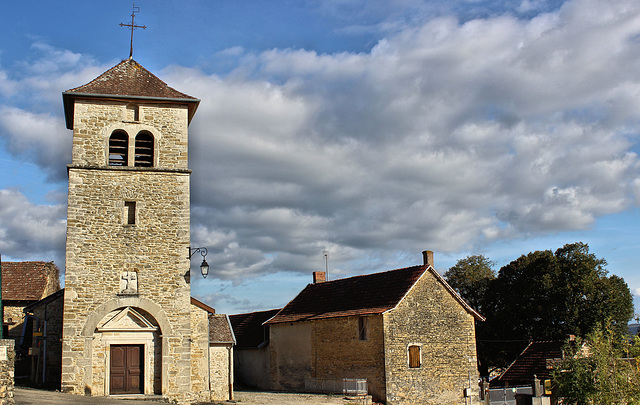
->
<box><xmin>93</xmin><ymin>306</ymin><xmax>161</xmax><ymax>396</ymax></box>
<box><xmin>81</xmin><ymin>297</ymin><xmax>172</xmax><ymax>397</ymax></box>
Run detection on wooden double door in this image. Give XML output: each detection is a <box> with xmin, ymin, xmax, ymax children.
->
<box><xmin>110</xmin><ymin>344</ymin><xmax>144</xmax><ymax>394</ymax></box>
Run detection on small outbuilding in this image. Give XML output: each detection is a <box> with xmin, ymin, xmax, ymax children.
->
<box><xmin>232</xmin><ymin>251</ymin><xmax>485</xmax><ymax>405</ymax></box>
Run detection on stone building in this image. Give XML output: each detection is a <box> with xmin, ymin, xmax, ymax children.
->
<box><xmin>1</xmin><ymin>262</ymin><xmax>60</xmax><ymax>342</ymax></box>
<box><xmin>233</xmin><ymin>251</ymin><xmax>484</xmax><ymax>405</ymax></box>
<box><xmin>59</xmin><ymin>58</ymin><xmax>232</xmax><ymax>403</ymax></box>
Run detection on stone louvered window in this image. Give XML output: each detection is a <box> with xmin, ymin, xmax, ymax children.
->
<box><xmin>109</xmin><ymin>131</ymin><xmax>129</xmax><ymax>166</ymax></box>
<box><xmin>408</xmin><ymin>345</ymin><xmax>421</xmax><ymax>368</ymax></box>
<box><xmin>134</xmin><ymin>132</ymin><xmax>154</xmax><ymax>167</ymax></box>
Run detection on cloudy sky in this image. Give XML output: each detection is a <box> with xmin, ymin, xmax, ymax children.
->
<box><xmin>1</xmin><ymin>0</ymin><xmax>639</xmax><ymax>315</ymax></box>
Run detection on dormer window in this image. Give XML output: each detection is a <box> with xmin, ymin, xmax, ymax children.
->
<box><xmin>134</xmin><ymin>132</ymin><xmax>154</xmax><ymax>167</ymax></box>
<box><xmin>109</xmin><ymin>131</ymin><xmax>129</xmax><ymax>166</ymax></box>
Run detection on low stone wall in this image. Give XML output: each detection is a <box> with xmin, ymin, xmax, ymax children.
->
<box><xmin>0</xmin><ymin>339</ymin><xmax>15</xmax><ymax>405</ymax></box>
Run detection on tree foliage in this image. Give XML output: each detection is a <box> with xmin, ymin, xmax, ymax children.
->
<box><xmin>444</xmin><ymin>255</ymin><xmax>495</xmax><ymax>312</ymax></box>
<box><xmin>552</xmin><ymin>324</ymin><xmax>640</xmax><ymax>405</ymax></box>
<box><xmin>449</xmin><ymin>242</ymin><xmax>635</xmax><ymax>372</ymax></box>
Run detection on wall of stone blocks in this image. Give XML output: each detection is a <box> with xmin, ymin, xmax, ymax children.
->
<box><xmin>383</xmin><ymin>271</ymin><xmax>481</xmax><ymax>405</ymax></box>
<box><xmin>310</xmin><ymin>315</ymin><xmax>386</xmax><ymax>401</ymax></box>
<box><xmin>209</xmin><ymin>345</ymin><xmax>233</xmax><ymax>401</ymax></box>
<box><xmin>70</xmin><ymin>100</ymin><xmax>190</xmax><ymax>169</ymax></box>
<box><xmin>190</xmin><ymin>305</ymin><xmax>210</xmax><ymax>402</ymax></box>
<box><xmin>269</xmin><ymin>322</ymin><xmax>312</xmax><ymax>391</ymax></box>
<box><xmin>62</xmin><ymin>99</ymin><xmax>193</xmax><ymax>404</ymax></box>
<box><xmin>2</xmin><ymin>306</ymin><xmax>25</xmax><ymax>341</ymax></box>
<box><xmin>268</xmin><ymin>316</ymin><xmax>386</xmax><ymax>401</ymax></box>
<box><xmin>0</xmin><ymin>340</ymin><xmax>15</xmax><ymax>405</ymax></box>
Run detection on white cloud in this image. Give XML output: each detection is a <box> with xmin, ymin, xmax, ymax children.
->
<box><xmin>0</xmin><ymin>189</ymin><xmax>66</xmax><ymax>265</ymax></box>
<box><xmin>163</xmin><ymin>0</ymin><xmax>640</xmax><ymax>279</ymax></box>
<box><xmin>4</xmin><ymin>0</ymin><xmax>640</xmax><ymax>286</ymax></box>
<box><xmin>0</xmin><ymin>107</ymin><xmax>71</xmax><ymax>181</ymax></box>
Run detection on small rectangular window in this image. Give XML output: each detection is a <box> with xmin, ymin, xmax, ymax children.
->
<box><xmin>408</xmin><ymin>345</ymin><xmax>421</xmax><ymax>368</ymax></box>
<box><xmin>124</xmin><ymin>201</ymin><xmax>136</xmax><ymax>225</ymax></box>
<box><xmin>358</xmin><ymin>316</ymin><xmax>368</xmax><ymax>341</ymax></box>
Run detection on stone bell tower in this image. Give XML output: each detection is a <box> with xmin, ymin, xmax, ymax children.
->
<box><xmin>61</xmin><ymin>58</ymin><xmax>200</xmax><ymax>402</ymax></box>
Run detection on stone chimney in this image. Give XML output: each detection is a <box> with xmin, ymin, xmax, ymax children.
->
<box><xmin>422</xmin><ymin>250</ymin><xmax>434</xmax><ymax>267</ymax></box>
<box><xmin>313</xmin><ymin>271</ymin><xmax>326</xmax><ymax>284</ymax></box>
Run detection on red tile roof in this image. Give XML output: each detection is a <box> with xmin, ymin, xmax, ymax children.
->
<box><xmin>496</xmin><ymin>341</ymin><xmax>564</xmax><ymax>385</ymax></box>
<box><xmin>62</xmin><ymin>58</ymin><xmax>200</xmax><ymax>128</ymax></box>
<box><xmin>1</xmin><ymin>261</ymin><xmax>61</xmax><ymax>301</ymax></box>
<box><xmin>229</xmin><ymin>309</ymin><xmax>281</xmax><ymax>348</ymax></box>
<box><xmin>265</xmin><ymin>265</ymin><xmax>483</xmax><ymax>325</ymax></box>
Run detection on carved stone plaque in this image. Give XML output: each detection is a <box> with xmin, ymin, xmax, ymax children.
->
<box><xmin>119</xmin><ymin>271</ymin><xmax>138</xmax><ymax>295</ymax></box>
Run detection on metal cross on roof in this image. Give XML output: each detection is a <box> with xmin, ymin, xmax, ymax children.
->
<box><xmin>120</xmin><ymin>4</ymin><xmax>147</xmax><ymax>59</ymax></box>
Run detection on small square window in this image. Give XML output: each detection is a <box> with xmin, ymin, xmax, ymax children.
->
<box><xmin>124</xmin><ymin>201</ymin><xmax>136</xmax><ymax>225</ymax></box>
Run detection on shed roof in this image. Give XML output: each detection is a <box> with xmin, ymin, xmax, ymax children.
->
<box><xmin>496</xmin><ymin>341</ymin><xmax>564</xmax><ymax>385</ymax></box>
<box><xmin>265</xmin><ymin>264</ymin><xmax>483</xmax><ymax>325</ymax></box>
<box><xmin>209</xmin><ymin>314</ymin><xmax>236</xmax><ymax>345</ymax></box>
<box><xmin>1</xmin><ymin>261</ymin><xmax>60</xmax><ymax>301</ymax></box>
<box><xmin>63</xmin><ymin>58</ymin><xmax>199</xmax><ymax>128</ymax></box>
<box><xmin>229</xmin><ymin>309</ymin><xmax>281</xmax><ymax>348</ymax></box>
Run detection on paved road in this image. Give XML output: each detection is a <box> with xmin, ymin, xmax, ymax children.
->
<box><xmin>14</xmin><ymin>387</ymin><xmax>359</xmax><ymax>405</ymax></box>
<box><xmin>15</xmin><ymin>387</ymin><xmax>170</xmax><ymax>405</ymax></box>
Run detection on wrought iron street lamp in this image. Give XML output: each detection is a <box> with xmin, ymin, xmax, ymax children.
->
<box><xmin>188</xmin><ymin>247</ymin><xmax>209</xmax><ymax>278</ymax></box>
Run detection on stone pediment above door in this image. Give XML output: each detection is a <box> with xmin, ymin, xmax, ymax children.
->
<box><xmin>96</xmin><ymin>306</ymin><xmax>159</xmax><ymax>333</ymax></box>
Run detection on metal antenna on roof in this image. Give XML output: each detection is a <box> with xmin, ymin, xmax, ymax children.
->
<box><xmin>120</xmin><ymin>4</ymin><xmax>147</xmax><ymax>59</ymax></box>
<box><xmin>323</xmin><ymin>250</ymin><xmax>329</xmax><ymax>281</ymax></box>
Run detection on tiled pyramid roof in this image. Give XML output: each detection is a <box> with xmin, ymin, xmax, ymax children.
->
<box><xmin>497</xmin><ymin>341</ymin><xmax>564</xmax><ymax>385</ymax></box>
<box><xmin>65</xmin><ymin>58</ymin><xmax>197</xmax><ymax>100</ymax></box>
<box><xmin>2</xmin><ymin>261</ymin><xmax>61</xmax><ymax>301</ymax></box>
<box><xmin>229</xmin><ymin>309</ymin><xmax>281</xmax><ymax>348</ymax></box>
<box><xmin>63</xmin><ymin>58</ymin><xmax>199</xmax><ymax>128</ymax></box>
<box><xmin>266</xmin><ymin>265</ymin><xmax>431</xmax><ymax>324</ymax></box>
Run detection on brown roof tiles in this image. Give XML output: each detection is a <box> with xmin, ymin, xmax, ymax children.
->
<box><xmin>266</xmin><ymin>265</ymin><xmax>427</xmax><ymax>324</ymax></box>
<box><xmin>65</xmin><ymin>59</ymin><xmax>197</xmax><ymax>100</ymax></box>
<box><xmin>265</xmin><ymin>265</ymin><xmax>484</xmax><ymax>325</ymax></box>
<box><xmin>496</xmin><ymin>341</ymin><xmax>564</xmax><ymax>385</ymax></box>
<box><xmin>229</xmin><ymin>309</ymin><xmax>281</xmax><ymax>348</ymax></box>
<box><xmin>1</xmin><ymin>261</ymin><xmax>61</xmax><ymax>301</ymax></box>
<box><xmin>209</xmin><ymin>314</ymin><xmax>236</xmax><ymax>344</ymax></box>
<box><xmin>63</xmin><ymin>58</ymin><xmax>200</xmax><ymax>128</ymax></box>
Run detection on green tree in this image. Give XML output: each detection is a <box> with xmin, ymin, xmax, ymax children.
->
<box><xmin>479</xmin><ymin>242</ymin><xmax>634</xmax><ymax>370</ymax></box>
<box><xmin>444</xmin><ymin>255</ymin><xmax>496</xmax><ymax>312</ymax></box>
<box><xmin>552</xmin><ymin>324</ymin><xmax>640</xmax><ymax>404</ymax></box>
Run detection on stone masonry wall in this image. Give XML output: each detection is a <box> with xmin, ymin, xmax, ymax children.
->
<box><xmin>62</xmin><ymin>100</ymin><xmax>193</xmax><ymax>403</ymax></box>
<box><xmin>209</xmin><ymin>345</ymin><xmax>232</xmax><ymax>401</ymax></box>
<box><xmin>190</xmin><ymin>305</ymin><xmax>210</xmax><ymax>402</ymax></box>
<box><xmin>2</xmin><ymin>306</ymin><xmax>25</xmax><ymax>341</ymax></box>
<box><xmin>311</xmin><ymin>315</ymin><xmax>386</xmax><ymax>401</ymax></box>
<box><xmin>269</xmin><ymin>322</ymin><xmax>312</xmax><ymax>391</ymax></box>
<box><xmin>383</xmin><ymin>271</ymin><xmax>480</xmax><ymax>405</ymax></box>
<box><xmin>0</xmin><ymin>339</ymin><xmax>15</xmax><ymax>405</ymax></box>
<box><xmin>70</xmin><ymin>100</ymin><xmax>189</xmax><ymax>169</ymax></box>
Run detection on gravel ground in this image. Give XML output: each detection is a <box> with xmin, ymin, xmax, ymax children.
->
<box><xmin>232</xmin><ymin>391</ymin><xmax>363</xmax><ymax>404</ymax></box>
<box><xmin>14</xmin><ymin>387</ymin><xmax>369</xmax><ymax>405</ymax></box>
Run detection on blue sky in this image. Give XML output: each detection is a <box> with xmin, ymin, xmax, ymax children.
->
<box><xmin>1</xmin><ymin>0</ymin><xmax>640</xmax><ymax>317</ymax></box>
